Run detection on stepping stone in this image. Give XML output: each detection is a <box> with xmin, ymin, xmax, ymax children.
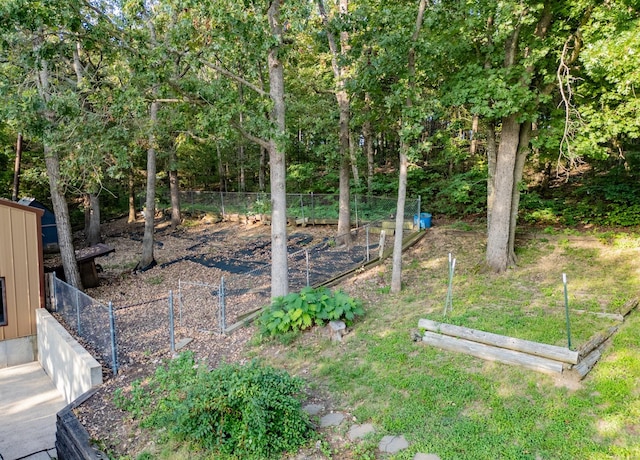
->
<box><xmin>348</xmin><ymin>423</ymin><xmax>376</xmax><ymax>441</ymax></box>
<box><xmin>302</xmin><ymin>404</ymin><xmax>325</xmax><ymax>416</ymax></box>
<box><xmin>379</xmin><ymin>435</ymin><xmax>409</xmax><ymax>454</ymax></box>
<box><xmin>414</xmin><ymin>454</ymin><xmax>441</xmax><ymax>460</ymax></box>
<box><xmin>319</xmin><ymin>412</ymin><xmax>345</xmax><ymax>427</ymax></box>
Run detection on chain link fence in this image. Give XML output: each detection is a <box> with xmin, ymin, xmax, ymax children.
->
<box><xmin>166</xmin><ymin>192</ymin><xmax>421</xmax><ymax>330</ymax></box>
<box><xmin>169</xmin><ymin>192</ymin><xmax>417</xmax><ymax>226</ymax></box>
<box><xmin>51</xmin><ymin>274</ymin><xmax>118</xmax><ymax>374</ymax></box>
<box><xmin>51</xmin><ymin>274</ymin><xmax>182</xmax><ymax>376</ymax></box>
<box><xmin>50</xmin><ymin>192</ymin><xmax>424</xmax><ymax>371</ymax></box>
<box><xmin>177</xmin><ymin>280</ymin><xmax>222</xmax><ymax>333</ymax></box>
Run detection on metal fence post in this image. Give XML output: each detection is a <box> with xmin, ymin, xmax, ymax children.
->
<box><xmin>75</xmin><ymin>289</ymin><xmax>81</xmax><ymax>335</ymax></box>
<box><xmin>108</xmin><ymin>301</ymin><xmax>118</xmax><ymax>375</ymax></box>
<box><xmin>300</xmin><ymin>193</ymin><xmax>305</xmax><ymax>224</ymax></box>
<box><xmin>366</xmin><ymin>225</ymin><xmax>370</xmax><ymax>262</ymax></box>
<box><xmin>306</xmin><ymin>249</ymin><xmax>310</xmax><ymax>287</ymax></box>
<box><xmin>169</xmin><ymin>290</ymin><xmax>175</xmax><ymax>354</ymax></box>
<box><xmin>311</xmin><ymin>192</ymin><xmax>315</xmax><ymax>224</ymax></box>
<box><xmin>178</xmin><ymin>280</ymin><xmax>183</xmax><ymax>326</ymax></box>
<box><xmin>219</xmin><ymin>276</ymin><xmax>226</xmax><ymax>334</ymax></box>
<box><xmin>563</xmin><ymin>273</ymin><xmax>572</xmax><ymax>349</ymax></box>
<box><xmin>354</xmin><ymin>193</ymin><xmax>359</xmax><ymax>228</ymax></box>
<box><xmin>52</xmin><ymin>272</ymin><xmax>58</xmax><ymax>312</ymax></box>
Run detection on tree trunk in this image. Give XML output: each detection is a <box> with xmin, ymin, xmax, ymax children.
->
<box><xmin>349</xmin><ymin>132</ymin><xmax>360</xmax><ymax>187</ymax></box>
<box><xmin>217</xmin><ymin>142</ymin><xmax>226</xmax><ymax>192</ymax></box>
<box><xmin>470</xmin><ymin>114</ymin><xmax>480</xmax><ymax>155</ymax></box>
<box><xmin>391</xmin><ymin>141</ymin><xmax>408</xmax><ymax>293</ymax></box>
<box><xmin>259</xmin><ymin>145</ymin><xmax>267</xmax><ymax>192</ymax></box>
<box><xmin>318</xmin><ymin>0</ymin><xmax>352</xmax><ymax>245</ymax></box>
<box><xmin>128</xmin><ymin>169</ymin><xmax>137</xmax><ymax>223</ymax></box>
<box><xmin>12</xmin><ymin>133</ymin><xmax>22</xmax><ymax>201</ymax></box>
<box><xmin>138</xmin><ymin>100</ymin><xmax>158</xmax><ymax>271</ymax></box>
<box><xmin>86</xmin><ymin>193</ymin><xmax>102</xmax><ymax>246</ymax></box>
<box><xmin>238</xmin><ymin>144</ymin><xmax>246</xmax><ymax>192</ymax></box>
<box><xmin>267</xmin><ymin>0</ymin><xmax>288</xmax><ymax>298</ymax></box>
<box><xmin>391</xmin><ymin>0</ymin><xmax>427</xmax><ymax>293</ymax></box>
<box><xmin>486</xmin><ymin>122</ymin><xmax>497</xmax><ymax>228</ymax></box>
<box><xmin>486</xmin><ymin>114</ymin><xmax>523</xmax><ymax>272</ymax></box>
<box><xmin>45</xmin><ymin>145</ymin><xmax>83</xmax><ymax>289</ymax></box>
<box><xmin>507</xmin><ymin>122</ymin><xmax>532</xmax><ymax>262</ymax></box>
<box><xmin>168</xmin><ymin>146</ymin><xmax>181</xmax><ymax>228</ymax></box>
<box><xmin>337</xmin><ymin>90</ymin><xmax>351</xmax><ymax>243</ymax></box>
<box><xmin>363</xmin><ymin>105</ymin><xmax>374</xmax><ymax>195</ymax></box>
<box><xmin>36</xmin><ymin>53</ymin><xmax>83</xmax><ymax>289</ymax></box>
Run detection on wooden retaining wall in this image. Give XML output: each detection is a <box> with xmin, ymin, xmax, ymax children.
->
<box><xmin>418</xmin><ymin>298</ymin><xmax>638</xmax><ymax>378</ymax></box>
<box><xmin>56</xmin><ymin>389</ymin><xmax>108</xmax><ymax>460</ymax></box>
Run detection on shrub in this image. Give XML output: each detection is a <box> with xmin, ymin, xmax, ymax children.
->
<box><xmin>258</xmin><ymin>286</ymin><xmax>364</xmax><ymax>337</ymax></box>
<box><xmin>115</xmin><ymin>352</ymin><xmax>312</xmax><ymax>459</ymax></box>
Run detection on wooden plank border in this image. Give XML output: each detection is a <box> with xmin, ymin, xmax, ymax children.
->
<box><xmin>418</xmin><ymin>318</ymin><xmax>579</xmax><ymax>364</ymax></box>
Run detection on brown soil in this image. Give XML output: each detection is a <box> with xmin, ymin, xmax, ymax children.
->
<box><xmin>67</xmin><ymin>215</ymin><xmax>394</xmax><ymax>457</ymax></box>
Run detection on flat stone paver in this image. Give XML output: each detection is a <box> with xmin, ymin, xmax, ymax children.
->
<box><xmin>0</xmin><ymin>362</ymin><xmax>66</xmax><ymax>460</ymax></box>
<box><xmin>414</xmin><ymin>454</ymin><xmax>441</xmax><ymax>460</ymax></box>
<box><xmin>379</xmin><ymin>435</ymin><xmax>409</xmax><ymax>454</ymax></box>
<box><xmin>175</xmin><ymin>337</ymin><xmax>193</xmax><ymax>350</ymax></box>
<box><xmin>348</xmin><ymin>423</ymin><xmax>376</xmax><ymax>441</ymax></box>
<box><xmin>319</xmin><ymin>412</ymin><xmax>345</xmax><ymax>427</ymax></box>
<box><xmin>302</xmin><ymin>403</ymin><xmax>325</xmax><ymax>416</ymax></box>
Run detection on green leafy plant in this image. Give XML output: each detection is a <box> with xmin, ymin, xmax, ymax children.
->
<box><xmin>115</xmin><ymin>352</ymin><xmax>313</xmax><ymax>459</ymax></box>
<box><xmin>258</xmin><ymin>286</ymin><xmax>364</xmax><ymax>337</ymax></box>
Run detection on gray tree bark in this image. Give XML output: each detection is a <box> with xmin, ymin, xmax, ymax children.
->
<box><xmin>168</xmin><ymin>146</ymin><xmax>181</xmax><ymax>228</ymax></box>
<box><xmin>138</xmin><ymin>99</ymin><xmax>158</xmax><ymax>270</ymax></box>
<box><xmin>318</xmin><ymin>0</ymin><xmax>352</xmax><ymax>244</ymax></box>
<box><xmin>128</xmin><ymin>169</ymin><xmax>137</xmax><ymax>223</ymax></box>
<box><xmin>36</xmin><ymin>51</ymin><xmax>83</xmax><ymax>289</ymax></box>
<box><xmin>391</xmin><ymin>0</ymin><xmax>427</xmax><ymax>293</ymax></box>
<box><xmin>486</xmin><ymin>114</ymin><xmax>520</xmax><ymax>272</ymax></box>
<box><xmin>86</xmin><ymin>193</ymin><xmax>102</xmax><ymax>246</ymax></box>
<box><xmin>267</xmin><ymin>0</ymin><xmax>289</xmax><ymax>298</ymax></box>
<box><xmin>12</xmin><ymin>133</ymin><xmax>22</xmax><ymax>202</ymax></box>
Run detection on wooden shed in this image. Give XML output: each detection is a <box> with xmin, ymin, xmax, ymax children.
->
<box><xmin>0</xmin><ymin>198</ymin><xmax>45</xmax><ymax>368</ymax></box>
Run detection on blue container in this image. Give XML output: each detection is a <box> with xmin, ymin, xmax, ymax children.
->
<box><xmin>413</xmin><ymin>212</ymin><xmax>432</xmax><ymax>229</ymax></box>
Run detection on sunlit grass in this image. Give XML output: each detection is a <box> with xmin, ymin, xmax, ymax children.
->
<box><xmin>253</xmin><ymin>225</ymin><xmax>640</xmax><ymax>459</ymax></box>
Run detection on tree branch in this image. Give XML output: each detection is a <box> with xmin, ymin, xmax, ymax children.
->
<box><xmin>232</xmin><ymin>121</ymin><xmax>270</xmax><ymax>150</ymax></box>
<box><xmin>199</xmin><ymin>58</ymin><xmax>269</xmax><ymax>97</ymax></box>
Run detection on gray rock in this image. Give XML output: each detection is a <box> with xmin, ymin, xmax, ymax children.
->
<box><xmin>328</xmin><ymin>320</ymin><xmax>347</xmax><ymax>342</ymax></box>
<box><xmin>414</xmin><ymin>454</ymin><xmax>441</xmax><ymax>460</ymax></box>
<box><xmin>348</xmin><ymin>423</ymin><xmax>376</xmax><ymax>441</ymax></box>
<box><xmin>302</xmin><ymin>404</ymin><xmax>324</xmax><ymax>416</ymax></box>
<box><xmin>379</xmin><ymin>435</ymin><xmax>409</xmax><ymax>454</ymax></box>
<box><xmin>319</xmin><ymin>412</ymin><xmax>345</xmax><ymax>427</ymax></box>
<box><xmin>175</xmin><ymin>338</ymin><xmax>193</xmax><ymax>351</ymax></box>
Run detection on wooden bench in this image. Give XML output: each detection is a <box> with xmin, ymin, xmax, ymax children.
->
<box><xmin>75</xmin><ymin>243</ymin><xmax>115</xmax><ymax>288</ymax></box>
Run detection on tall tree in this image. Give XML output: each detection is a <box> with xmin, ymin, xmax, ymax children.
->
<box><xmin>391</xmin><ymin>0</ymin><xmax>428</xmax><ymax>293</ymax></box>
<box><xmin>266</xmin><ymin>0</ymin><xmax>289</xmax><ymax>297</ymax></box>
<box><xmin>432</xmin><ymin>1</ymin><xmax>597</xmax><ymax>272</ymax></box>
<box><xmin>0</xmin><ymin>1</ymin><xmax>85</xmax><ymax>288</ymax></box>
<box><xmin>318</xmin><ymin>0</ymin><xmax>352</xmax><ymax>243</ymax></box>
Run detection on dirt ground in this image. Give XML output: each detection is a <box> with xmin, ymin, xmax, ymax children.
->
<box><xmin>66</xmin><ymin>215</ymin><xmax>399</xmax><ymax>457</ymax></box>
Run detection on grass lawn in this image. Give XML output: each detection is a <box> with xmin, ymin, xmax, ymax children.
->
<box><xmin>253</xmin><ymin>225</ymin><xmax>640</xmax><ymax>459</ymax></box>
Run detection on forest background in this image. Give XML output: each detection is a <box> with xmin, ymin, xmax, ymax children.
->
<box><xmin>1</xmin><ymin>0</ymin><xmax>639</xmax><ymax>291</ymax></box>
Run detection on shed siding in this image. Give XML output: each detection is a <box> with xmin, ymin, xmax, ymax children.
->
<box><xmin>0</xmin><ymin>201</ymin><xmax>44</xmax><ymax>341</ymax></box>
